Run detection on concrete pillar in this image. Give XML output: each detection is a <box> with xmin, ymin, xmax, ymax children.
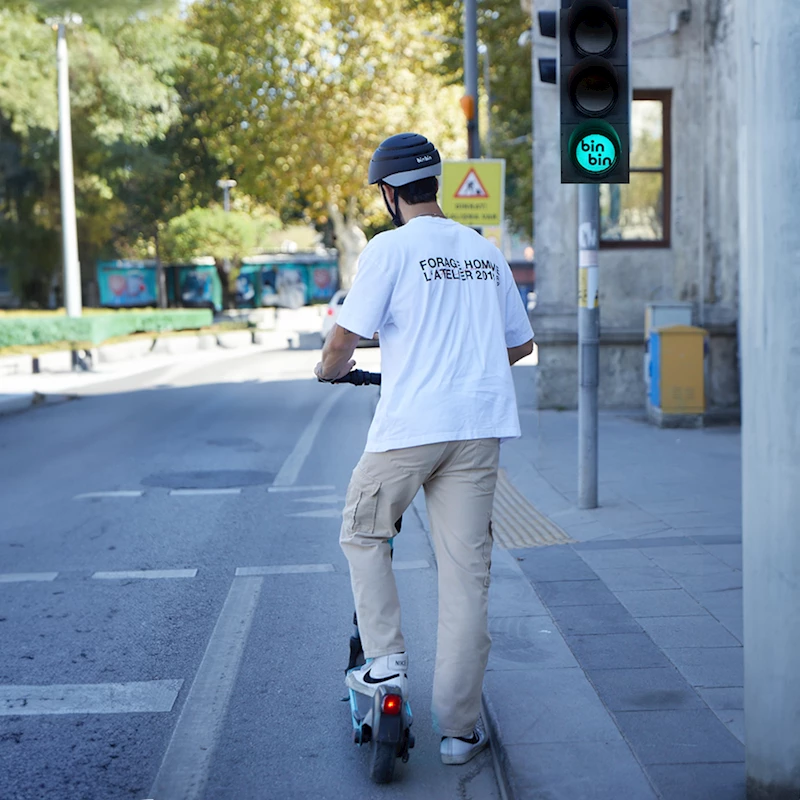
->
<box><xmin>736</xmin><ymin>1</ymin><xmax>800</xmax><ymax>797</ymax></box>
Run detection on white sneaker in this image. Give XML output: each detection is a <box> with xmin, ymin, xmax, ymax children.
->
<box><xmin>346</xmin><ymin>652</ymin><xmax>408</xmax><ymax>698</ymax></box>
<box><xmin>440</xmin><ymin>727</ymin><xmax>489</xmax><ymax>765</ymax></box>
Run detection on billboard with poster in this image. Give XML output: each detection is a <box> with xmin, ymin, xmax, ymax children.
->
<box><xmin>97</xmin><ymin>261</ymin><xmax>158</xmax><ymax>307</ymax></box>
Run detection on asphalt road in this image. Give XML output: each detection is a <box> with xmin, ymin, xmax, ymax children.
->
<box><xmin>0</xmin><ymin>347</ymin><xmax>501</xmax><ymax>800</ymax></box>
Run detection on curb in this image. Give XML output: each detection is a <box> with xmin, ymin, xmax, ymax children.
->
<box><xmin>0</xmin><ymin>328</ymin><xmax>301</xmax><ymax>378</ymax></box>
<box><xmin>0</xmin><ymin>394</ymin><xmax>36</xmax><ymax>416</ymax></box>
<box><xmin>0</xmin><ymin>392</ymin><xmax>76</xmax><ymax>417</ymax></box>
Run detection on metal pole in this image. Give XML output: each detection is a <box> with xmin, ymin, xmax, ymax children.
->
<box><xmin>481</xmin><ymin>43</ymin><xmax>492</xmax><ymax>157</ymax></box>
<box><xmin>223</xmin><ymin>186</ymin><xmax>230</xmax><ymax>213</ymax></box>
<box><xmin>57</xmin><ymin>23</ymin><xmax>82</xmax><ymax>319</ymax></box>
<box><xmin>578</xmin><ymin>184</ymin><xmax>599</xmax><ymax>509</ymax></box>
<box><xmin>736</xmin><ymin>0</ymin><xmax>800</xmax><ymax>796</ymax></box>
<box><xmin>463</xmin><ymin>0</ymin><xmax>480</xmax><ymax>158</ymax></box>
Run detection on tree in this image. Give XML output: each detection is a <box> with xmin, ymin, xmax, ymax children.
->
<box><xmin>159</xmin><ymin>206</ymin><xmax>280</xmax><ymax>307</ymax></box>
<box><xmin>0</xmin><ymin>4</ymin><xmax>190</xmax><ymax>305</ymax></box>
<box><xmin>186</xmin><ymin>0</ymin><xmax>467</xmax><ymax>287</ymax></box>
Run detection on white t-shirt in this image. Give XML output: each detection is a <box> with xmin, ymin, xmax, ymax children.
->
<box><xmin>337</xmin><ymin>215</ymin><xmax>533</xmax><ymax>453</ymax></box>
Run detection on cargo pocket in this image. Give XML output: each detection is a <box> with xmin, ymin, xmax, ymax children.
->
<box><xmin>347</xmin><ymin>469</ymin><xmax>382</xmax><ymax>535</ymax></box>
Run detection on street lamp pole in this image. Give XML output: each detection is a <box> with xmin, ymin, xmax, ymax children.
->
<box><xmin>56</xmin><ymin>20</ymin><xmax>82</xmax><ymax>319</ymax></box>
<box><xmin>217</xmin><ymin>179</ymin><xmax>236</xmax><ymax>213</ymax></box>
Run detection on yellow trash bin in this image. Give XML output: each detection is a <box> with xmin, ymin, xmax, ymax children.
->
<box><xmin>648</xmin><ymin>325</ymin><xmax>707</xmax><ymax>424</ymax></box>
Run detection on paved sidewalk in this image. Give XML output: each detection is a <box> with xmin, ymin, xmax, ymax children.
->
<box><xmin>479</xmin><ymin>371</ymin><xmax>744</xmax><ymax>799</ymax></box>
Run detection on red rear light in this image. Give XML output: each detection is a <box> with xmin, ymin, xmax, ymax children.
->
<box><xmin>382</xmin><ymin>694</ymin><xmax>402</xmax><ymax>715</ymax></box>
<box><xmin>326</xmin><ymin>307</ymin><xmax>335</xmax><ymax>316</ymax></box>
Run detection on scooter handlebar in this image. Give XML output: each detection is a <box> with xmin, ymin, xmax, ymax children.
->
<box><xmin>331</xmin><ymin>370</ymin><xmax>381</xmax><ymax>386</ymax></box>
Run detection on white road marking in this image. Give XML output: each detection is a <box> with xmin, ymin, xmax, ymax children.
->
<box><xmin>235</xmin><ymin>564</ymin><xmax>335</xmax><ymax>576</ymax></box>
<box><xmin>271</xmin><ymin>391</ymin><xmax>343</xmax><ymax>487</ymax></box>
<box><xmin>292</xmin><ymin>494</ymin><xmax>344</xmax><ymax>504</ymax></box>
<box><xmin>0</xmin><ymin>572</ymin><xmax>58</xmax><ymax>583</ymax></box>
<box><xmin>149</xmin><ymin>577</ymin><xmax>264</xmax><ymax>800</ymax></box>
<box><xmin>0</xmin><ymin>679</ymin><xmax>183</xmax><ymax>716</ymax></box>
<box><xmin>286</xmin><ymin>508</ymin><xmax>343</xmax><ymax>519</ymax></box>
<box><xmin>168</xmin><ymin>488</ymin><xmax>242</xmax><ymax>497</ymax></box>
<box><xmin>92</xmin><ymin>569</ymin><xmax>198</xmax><ymax>580</ymax></box>
<box><xmin>392</xmin><ymin>560</ymin><xmax>431</xmax><ymax>570</ymax></box>
<box><xmin>268</xmin><ymin>485</ymin><xmax>335</xmax><ymax>493</ymax></box>
<box><xmin>74</xmin><ymin>491</ymin><xmax>143</xmax><ymax>499</ymax></box>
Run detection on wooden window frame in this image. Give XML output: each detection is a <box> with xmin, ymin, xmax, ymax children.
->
<box><xmin>600</xmin><ymin>89</ymin><xmax>672</xmax><ymax>250</ymax></box>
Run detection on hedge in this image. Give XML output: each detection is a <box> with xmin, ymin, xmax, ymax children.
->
<box><xmin>0</xmin><ymin>309</ymin><xmax>213</xmax><ymax>348</ymax></box>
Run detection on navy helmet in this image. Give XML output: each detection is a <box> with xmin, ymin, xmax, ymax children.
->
<box><xmin>368</xmin><ymin>133</ymin><xmax>442</xmax><ymax>187</ymax></box>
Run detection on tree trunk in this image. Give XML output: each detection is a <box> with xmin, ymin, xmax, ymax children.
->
<box><xmin>328</xmin><ymin>200</ymin><xmax>367</xmax><ymax>291</ymax></box>
<box><xmin>155</xmin><ymin>227</ymin><xmax>167</xmax><ymax>309</ymax></box>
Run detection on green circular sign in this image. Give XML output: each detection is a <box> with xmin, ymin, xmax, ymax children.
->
<box><xmin>573</xmin><ymin>132</ymin><xmax>618</xmax><ymax>175</ymax></box>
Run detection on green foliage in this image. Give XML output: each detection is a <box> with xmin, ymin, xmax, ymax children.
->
<box><xmin>159</xmin><ymin>207</ymin><xmax>280</xmax><ymax>264</ymax></box>
<box><xmin>0</xmin><ymin>308</ymin><xmax>212</xmax><ymax>347</ymax></box>
<box><xmin>0</xmin><ymin>5</ymin><xmax>192</xmax><ymax>305</ymax></box>
<box><xmin>187</xmin><ymin>0</ymin><xmax>466</xmax><ymax>226</ymax></box>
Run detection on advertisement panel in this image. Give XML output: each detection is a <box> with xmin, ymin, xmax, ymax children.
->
<box><xmin>97</xmin><ymin>261</ymin><xmax>158</xmax><ymax>307</ymax></box>
<box><xmin>177</xmin><ymin>265</ymin><xmax>222</xmax><ymax>311</ymax></box>
<box><xmin>235</xmin><ymin>265</ymin><xmax>259</xmax><ymax>308</ymax></box>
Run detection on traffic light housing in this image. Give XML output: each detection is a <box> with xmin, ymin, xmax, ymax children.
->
<box><xmin>541</xmin><ymin>1</ymin><xmax>630</xmax><ymax>184</ymax></box>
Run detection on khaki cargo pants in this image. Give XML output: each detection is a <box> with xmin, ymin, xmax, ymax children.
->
<box><xmin>340</xmin><ymin>438</ymin><xmax>500</xmax><ymax>738</ymax></box>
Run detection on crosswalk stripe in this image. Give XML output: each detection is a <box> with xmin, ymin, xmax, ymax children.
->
<box><xmin>74</xmin><ymin>491</ymin><xmax>143</xmax><ymax>499</ymax></box>
<box><xmin>92</xmin><ymin>569</ymin><xmax>198</xmax><ymax>580</ymax></box>
<box><xmin>169</xmin><ymin>489</ymin><xmax>242</xmax><ymax>497</ymax></box>
<box><xmin>0</xmin><ymin>679</ymin><xmax>183</xmax><ymax>716</ymax></box>
<box><xmin>235</xmin><ymin>564</ymin><xmax>335</xmax><ymax>576</ymax></box>
<box><xmin>268</xmin><ymin>485</ymin><xmax>335</xmax><ymax>493</ymax></box>
<box><xmin>0</xmin><ymin>572</ymin><xmax>58</xmax><ymax>583</ymax></box>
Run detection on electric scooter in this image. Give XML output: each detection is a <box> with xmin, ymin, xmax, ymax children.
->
<box><xmin>331</xmin><ymin>370</ymin><xmax>415</xmax><ymax>784</ymax></box>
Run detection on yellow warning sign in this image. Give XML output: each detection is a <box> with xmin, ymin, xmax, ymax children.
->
<box><xmin>455</xmin><ymin>168</ymin><xmax>489</xmax><ymax>198</ymax></box>
<box><xmin>441</xmin><ymin>159</ymin><xmax>505</xmax><ymax>227</ymax></box>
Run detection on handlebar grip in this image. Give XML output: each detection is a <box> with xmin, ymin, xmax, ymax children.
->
<box><xmin>332</xmin><ymin>370</ymin><xmax>381</xmax><ymax>386</ymax></box>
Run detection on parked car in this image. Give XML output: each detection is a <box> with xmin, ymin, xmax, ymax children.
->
<box><xmin>320</xmin><ymin>290</ymin><xmax>379</xmax><ymax>348</ymax></box>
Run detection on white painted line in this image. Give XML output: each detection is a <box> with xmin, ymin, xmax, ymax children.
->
<box><xmin>0</xmin><ymin>679</ymin><xmax>183</xmax><ymax>716</ymax></box>
<box><xmin>150</xmin><ymin>577</ymin><xmax>264</xmax><ymax>800</ymax></box>
<box><xmin>92</xmin><ymin>569</ymin><xmax>198</xmax><ymax>580</ymax></box>
<box><xmin>74</xmin><ymin>491</ymin><xmax>143</xmax><ymax>500</ymax></box>
<box><xmin>271</xmin><ymin>391</ymin><xmax>343</xmax><ymax>487</ymax></box>
<box><xmin>292</xmin><ymin>494</ymin><xmax>345</xmax><ymax>504</ymax></box>
<box><xmin>392</xmin><ymin>560</ymin><xmax>431</xmax><ymax>570</ymax></box>
<box><xmin>0</xmin><ymin>572</ymin><xmax>58</xmax><ymax>583</ymax></box>
<box><xmin>168</xmin><ymin>488</ymin><xmax>242</xmax><ymax>497</ymax></box>
<box><xmin>235</xmin><ymin>564</ymin><xmax>335</xmax><ymax>576</ymax></box>
<box><xmin>286</xmin><ymin>508</ymin><xmax>343</xmax><ymax>519</ymax></box>
<box><xmin>268</xmin><ymin>485</ymin><xmax>335</xmax><ymax>493</ymax></box>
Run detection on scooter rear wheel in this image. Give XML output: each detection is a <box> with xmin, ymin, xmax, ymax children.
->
<box><xmin>369</xmin><ymin>740</ymin><xmax>396</xmax><ymax>784</ymax></box>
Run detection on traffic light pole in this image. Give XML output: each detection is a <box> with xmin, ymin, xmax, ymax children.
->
<box><xmin>578</xmin><ymin>183</ymin><xmax>599</xmax><ymax>509</ymax></box>
<box><xmin>463</xmin><ymin>0</ymin><xmax>480</xmax><ymax>158</ymax></box>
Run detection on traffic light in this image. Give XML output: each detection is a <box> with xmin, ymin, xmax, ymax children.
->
<box><xmin>538</xmin><ymin>2</ymin><xmax>630</xmax><ymax>184</ymax></box>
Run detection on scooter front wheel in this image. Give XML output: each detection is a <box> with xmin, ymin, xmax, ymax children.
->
<box><xmin>369</xmin><ymin>740</ymin><xmax>396</xmax><ymax>784</ymax></box>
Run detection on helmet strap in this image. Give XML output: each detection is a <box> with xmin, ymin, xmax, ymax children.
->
<box><xmin>380</xmin><ymin>183</ymin><xmax>404</xmax><ymax>228</ymax></box>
